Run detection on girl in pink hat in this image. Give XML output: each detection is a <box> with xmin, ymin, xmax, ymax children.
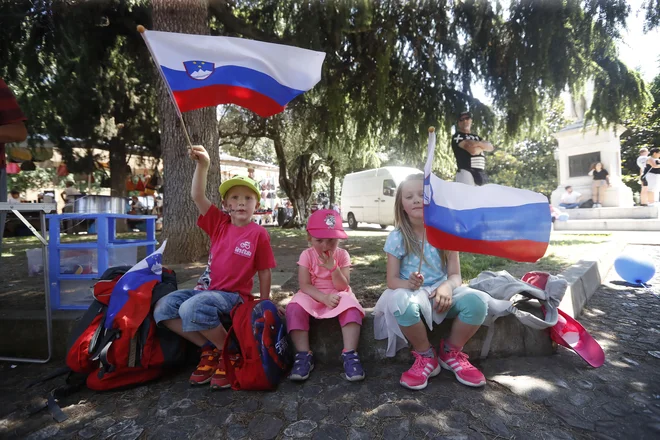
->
<box><xmin>285</xmin><ymin>209</ymin><xmax>366</xmax><ymax>382</ymax></box>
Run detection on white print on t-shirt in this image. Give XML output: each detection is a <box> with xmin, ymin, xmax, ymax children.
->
<box><xmin>235</xmin><ymin>240</ymin><xmax>253</xmax><ymax>257</ymax></box>
<box><xmin>454</xmin><ymin>133</ymin><xmax>481</xmax><ymax>143</ymax></box>
<box><xmin>470</xmin><ymin>156</ymin><xmax>485</xmax><ymax>169</ymax></box>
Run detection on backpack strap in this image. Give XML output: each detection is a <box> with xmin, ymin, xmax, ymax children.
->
<box><xmin>24</xmin><ymin>366</ymin><xmax>71</xmax><ymax>389</ymax></box>
<box><xmin>87</xmin><ymin>309</ymin><xmax>108</xmax><ymax>356</ymax></box>
<box><xmin>128</xmin><ymin>335</ymin><xmax>138</xmax><ymax>368</ymax></box>
<box><xmin>93</xmin><ymin>329</ymin><xmax>121</xmax><ymax>378</ymax></box>
<box><xmin>27</xmin><ymin>371</ymin><xmax>87</xmax><ymax>423</ymax></box>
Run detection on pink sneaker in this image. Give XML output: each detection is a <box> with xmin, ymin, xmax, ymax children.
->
<box><xmin>437</xmin><ymin>340</ymin><xmax>486</xmax><ymax>388</ymax></box>
<box><xmin>400</xmin><ymin>350</ymin><xmax>441</xmax><ymax>390</ymax></box>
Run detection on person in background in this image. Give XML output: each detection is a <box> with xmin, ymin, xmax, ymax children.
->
<box><xmin>643</xmin><ymin>148</ymin><xmax>660</xmax><ymax>206</ymax></box>
<box><xmin>451</xmin><ymin>111</ymin><xmax>494</xmax><ymax>186</ymax></box>
<box><xmin>60</xmin><ymin>181</ymin><xmax>80</xmax><ymax>233</ymax></box>
<box><xmin>588</xmin><ymin>162</ymin><xmax>610</xmax><ymax>208</ymax></box>
<box><xmin>559</xmin><ymin>185</ymin><xmax>582</xmax><ymax>209</ymax></box>
<box><xmin>61</xmin><ymin>181</ymin><xmax>80</xmax><ymax>210</ymax></box>
<box><xmin>636</xmin><ymin>148</ymin><xmax>650</xmax><ymax>206</ymax></box>
<box><xmin>9</xmin><ymin>189</ymin><xmax>24</xmax><ymax>202</ymax></box>
<box><xmin>129</xmin><ymin>195</ymin><xmax>145</xmax><ymax>215</ymax></box>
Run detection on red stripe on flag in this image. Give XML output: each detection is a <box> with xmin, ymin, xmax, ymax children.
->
<box><xmin>425</xmin><ymin>226</ymin><xmax>548</xmax><ymax>263</ymax></box>
<box><xmin>117</xmin><ymin>279</ymin><xmax>159</xmax><ymax>338</ymax></box>
<box><xmin>173</xmin><ymin>85</ymin><xmax>285</xmax><ymax>117</ymax></box>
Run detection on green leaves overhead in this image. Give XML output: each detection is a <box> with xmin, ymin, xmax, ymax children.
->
<box><xmin>212</xmin><ymin>0</ymin><xmax>649</xmax><ymax>156</ymax></box>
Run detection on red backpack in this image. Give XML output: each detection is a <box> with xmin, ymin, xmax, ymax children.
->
<box><xmin>66</xmin><ymin>266</ymin><xmax>187</xmax><ymax>390</ymax></box>
<box><xmin>222</xmin><ymin>299</ymin><xmax>292</xmax><ymax>390</ymax></box>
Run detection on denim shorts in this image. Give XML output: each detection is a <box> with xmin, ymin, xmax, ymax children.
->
<box><xmin>153</xmin><ymin>289</ymin><xmax>242</xmax><ymax>332</ymax></box>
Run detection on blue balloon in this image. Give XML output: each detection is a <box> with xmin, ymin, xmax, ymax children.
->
<box><xmin>614</xmin><ymin>255</ymin><xmax>656</xmax><ymax>285</ymax></box>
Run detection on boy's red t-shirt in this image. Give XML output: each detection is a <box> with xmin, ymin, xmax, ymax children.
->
<box><xmin>197</xmin><ymin>205</ymin><xmax>276</xmax><ymax>297</ymax></box>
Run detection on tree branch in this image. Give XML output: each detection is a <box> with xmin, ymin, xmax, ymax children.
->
<box><xmin>208</xmin><ymin>0</ymin><xmax>293</xmax><ymax>45</ymax></box>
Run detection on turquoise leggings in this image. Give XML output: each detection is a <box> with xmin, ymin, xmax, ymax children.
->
<box><xmin>394</xmin><ymin>292</ymin><xmax>488</xmax><ymax>327</ymax></box>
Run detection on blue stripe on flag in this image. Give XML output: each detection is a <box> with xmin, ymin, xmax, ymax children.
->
<box><xmin>425</xmin><ymin>202</ymin><xmax>552</xmax><ymax>243</ymax></box>
<box><xmin>161</xmin><ymin>65</ymin><xmax>305</xmax><ymax>107</ymax></box>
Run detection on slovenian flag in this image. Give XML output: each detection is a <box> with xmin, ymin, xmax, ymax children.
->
<box><xmin>423</xmin><ymin>130</ymin><xmax>551</xmax><ymax>262</ymax></box>
<box><xmin>140</xmin><ymin>29</ymin><xmax>326</xmax><ymax>117</ymax></box>
<box><xmin>105</xmin><ymin>241</ymin><xmax>167</xmax><ymax>336</ymax></box>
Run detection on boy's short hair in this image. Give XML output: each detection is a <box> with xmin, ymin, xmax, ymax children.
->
<box><xmin>219</xmin><ymin>176</ymin><xmax>261</xmax><ymax>203</ymax></box>
<box><xmin>457</xmin><ymin>111</ymin><xmax>472</xmax><ymax>121</ymax></box>
<box><xmin>639</xmin><ymin>147</ymin><xmax>648</xmax><ymax>153</ymax></box>
<box><xmin>564</xmin><ymin>185</ymin><xmax>572</xmax><ymax>190</ymax></box>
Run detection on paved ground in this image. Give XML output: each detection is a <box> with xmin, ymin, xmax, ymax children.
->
<box><xmin>1</xmin><ymin>245</ymin><xmax>658</xmax><ymax>440</ymax></box>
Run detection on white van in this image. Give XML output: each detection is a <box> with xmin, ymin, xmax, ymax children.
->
<box><xmin>341</xmin><ymin>166</ymin><xmax>422</xmax><ymax>229</ymax></box>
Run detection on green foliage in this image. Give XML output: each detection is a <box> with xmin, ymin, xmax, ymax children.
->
<box><xmin>8</xmin><ymin>166</ymin><xmax>109</xmax><ymax>194</ymax></box>
<box><xmin>644</xmin><ymin>0</ymin><xmax>660</xmax><ymax>31</ymax></box>
<box><xmin>7</xmin><ymin>168</ymin><xmax>59</xmax><ymax>193</ymax></box>
<box><xmin>486</xmin><ymin>103</ymin><xmax>565</xmax><ymax>197</ymax></box>
<box><xmin>213</xmin><ymin>1</ymin><xmax>650</xmax><ymax>176</ymax></box>
<box><xmin>1</xmin><ymin>0</ymin><xmax>159</xmax><ymax>185</ymax></box>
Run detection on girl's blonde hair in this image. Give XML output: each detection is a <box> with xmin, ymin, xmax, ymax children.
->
<box><xmin>393</xmin><ymin>173</ymin><xmax>448</xmax><ymax>269</ymax></box>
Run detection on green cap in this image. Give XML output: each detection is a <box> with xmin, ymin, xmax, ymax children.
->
<box><xmin>219</xmin><ymin>176</ymin><xmax>261</xmax><ymax>203</ymax></box>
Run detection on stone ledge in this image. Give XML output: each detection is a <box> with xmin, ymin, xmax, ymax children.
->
<box><xmin>0</xmin><ymin>242</ymin><xmax>623</xmax><ymax>363</ymax></box>
<box><xmin>0</xmin><ymin>303</ymin><xmax>552</xmax><ymax>364</ymax></box>
<box><xmin>557</xmin><ymin>240</ymin><xmax>625</xmax><ymax>318</ymax></box>
<box><xmin>310</xmin><ymin>302</ymin><xmax>553</xmax><ymax>365</ymax></box>
<box><xmin>0</xmin><ymin>309</ymin><xmax>84</xmax><ymax>360</ymax></box>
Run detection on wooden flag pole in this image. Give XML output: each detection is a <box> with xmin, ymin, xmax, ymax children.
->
<box><xmin>418</xmin><ymin>229</ymin><xmax>426</xmax><ymax>274</ymax></box>
<box><xmin>137</xmin><ymin>25</ymin><xmax>195</xmax><ymax>152</ymax></box>
<box><xmin>418</xmin><ymin>126</ymin><xmax>435</xmax><ymax>274</ymax></box>
<box><xmin>177</xmin><ymin>113</ymin><xmax>195</xmax><ymax>152</ymax></box>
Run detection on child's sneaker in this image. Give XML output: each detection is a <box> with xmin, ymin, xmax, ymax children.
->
<box><xmin>210</xmin><ymin>352</ymin><xmax>240</xmax><ymax>390</ymax></box>
<box><xmin>399</xmin><ymin>350</ymin><xmax>440</xmax><ymax>390</ymax></box>
<box><xmin>189</xmin><ymin>347</ymin><xmax>220</xmax><ymax>385</ymax></box>
<box><xmin>341</xmin><ymin>350</ymin><xmax>365</xmax><ymax>382</ymax></box>
<box><xmin>289</xmin><ymin>351</ymin><xmax>314</xmax><ymax>381</ymax></box>
<box><xmin>437</xmin><ymin>340</ymin><xmax>486</xmax><ymax>388</ymax></box>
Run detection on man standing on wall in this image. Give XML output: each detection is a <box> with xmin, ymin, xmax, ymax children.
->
<box><xmin>451</xmin><ymin>111</ymin><xmax>494</xmax><ymax>186</ymax></box>
<box><xmin>0</xmin><ymin>78</ymin><xmax>28</xmax><ymax>249</ymax></box>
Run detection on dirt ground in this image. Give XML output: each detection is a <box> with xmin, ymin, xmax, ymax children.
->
<box><xmin>1</xmin><ymin>225</ymin><xmax>610</xmax><ymax>310</ymax></box>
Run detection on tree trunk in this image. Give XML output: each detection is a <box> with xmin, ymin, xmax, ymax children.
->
<box><xmin>269</xmin><ymin>121</ymin><xmax>319</xmax><ymax>228</ymax></box>
<box><xmin>152</xmin><ymin>0</ymin><xmax>220</xmax><ymax>263</ymax></box>
<box><xmin>329</xmin><ymin>159</ymin><xmax>336</xmax><ymax>205</ymax></box>
<box><xmin>109</xmin><ymin>137</ymin><xmax>128</xmax><ymax>233</ymax></box>
<box><xmin>290</xmin><ymin>154</ymin><xmax>316</xmax><ymax>226</ymax></box>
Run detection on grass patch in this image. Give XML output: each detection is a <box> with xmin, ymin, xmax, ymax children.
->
<box><xmin>460</xmin><ymin>254</ymin><xmax>508</xmax><ymax>281</ymax></box>
<box><xmin>3</xmin><ymin>226</ymin><xmax>613</xmax><ymax>309</ymax></box>
<box><xmin>269</xmin><ymin>227</ymin><xmax>612</xmax><ymax>307</ymax></box>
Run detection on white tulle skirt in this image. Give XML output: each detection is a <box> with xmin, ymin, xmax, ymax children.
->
<box><xmin>372</xmin><ymin>283</ymin><xmax>485</xmax><ymax>357</ymax></box>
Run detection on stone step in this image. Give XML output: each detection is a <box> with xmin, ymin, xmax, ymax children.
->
<box><xmin>554</xmin><ymin>218</ymin><xmax>660</xmax><ymax>231</ymax></box>
<box><xmin>557</xmin><ymin>206</ymin><xmax>658</xmax><ymax>220</ymax></box>
<box><xmin>0</xmin><ymin>246</ymin><xmax>617</xmax><ymax>365</ymax></box>
<box><xmin>0</xmin><ymin>305</ymin><xmax>553</xmax><ymax>363</ymax></box>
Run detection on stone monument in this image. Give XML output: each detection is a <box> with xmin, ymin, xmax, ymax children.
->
<box><xmin>550</xmin><ymin>87</ymin><xmax>634</xmax><ymax>208</ymax></box>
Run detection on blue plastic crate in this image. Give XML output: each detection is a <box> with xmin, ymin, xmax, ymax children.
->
<box><xmin>46</xmin><ymin>213</ymin><xmax>157</xmax><ymax>310</ymax></box>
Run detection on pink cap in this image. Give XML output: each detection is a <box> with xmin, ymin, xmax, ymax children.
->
<box><xmin>306</xmin><ymin>209</ymin><xmax>348</xmax><ymax>239</ymax></box>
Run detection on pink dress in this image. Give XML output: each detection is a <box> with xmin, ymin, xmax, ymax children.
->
<box><xmin>289</xmin><ymin>248</ymin><xmax>365</xmax><ymax>319</ymax></box>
